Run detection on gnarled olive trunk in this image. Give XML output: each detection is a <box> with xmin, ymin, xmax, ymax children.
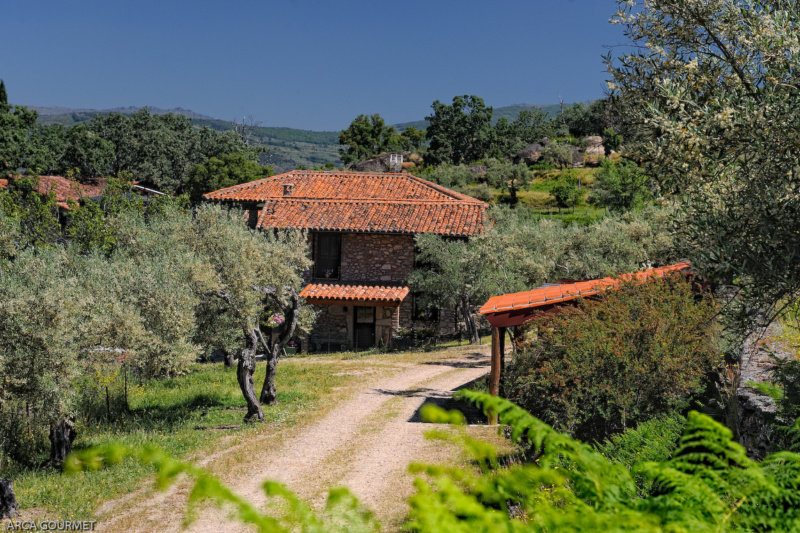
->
<box><xmin>48</xmin><ymin>415</ymin><xmax>76</xmax><ymax>467</ymax></box>
<box><xmin>461</xmin><ymin>294</ymin><xmax>479</xmax><ymax>344</ymax></box>
<box><xmin>0</xmin><ymin>478</ymin><xmax>18</xmax><ymax>519</ymax></box>
<box><xmin>260</xmin><ymin>350</ymin><xmax>279</xmax><ymax>405</ymax></box>
<box><xmin>259</xmin><ymin>289</ymin><xmax>300</xmax><ymax>405</ymax></box>
<box><xmin>237</xmin><ymin>329</ymin><xmax>264</xmax><ymax>422</ymax></box>
<box><xmin>223</xmin><ymin>349</ymin><xmax>235</xmax><ymax>367</ymax></box>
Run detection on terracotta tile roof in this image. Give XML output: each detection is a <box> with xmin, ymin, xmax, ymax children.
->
<box><xmin>479</xmin><ymin>262</ymin><xmax>692</xmax><ymax>315</ymax></box>
<box><xmin>203</xmin><ymin>170</ymin><xmax>487</xmax><ymax>237</ymax></box>
<box><xmin>299</xmin><ymin>282</ymin><xmax>410</xmax><ymax>304</ymax></box>
<box><xmin>1</xmin><ymin>175</ymin><xmax>106</xmax><ymax>209</ymax></box>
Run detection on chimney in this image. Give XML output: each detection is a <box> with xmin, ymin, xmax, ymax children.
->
<box><xmin>283</xmin><ymin>183</ymin><xmax>294</xmax><ymax>196</ymax></box>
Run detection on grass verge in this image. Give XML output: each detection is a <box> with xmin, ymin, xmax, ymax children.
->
<box><xmin>4</xmin><ymin>360</ymin><xmax>357</xmax><ymax>520</ymax></box>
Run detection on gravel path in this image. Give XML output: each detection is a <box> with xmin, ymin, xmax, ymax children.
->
<box><xmin>100</xmin><ymin>348</ymin><xmax>490</xmax><ymax>532</ymax></box>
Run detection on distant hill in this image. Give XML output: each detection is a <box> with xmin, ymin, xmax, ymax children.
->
<box><xmin>31</xmin><ymin>105</ymin><xmax>215</xmax><ymax>122</ymax></box>
<box><xmin>28</xmin><ymin>101</ymin><xmax>590</xmax><ymax>171</ymax></box>
<box><xmin>190</xmin><ymin>118</ymin><xmax>341</xmax><ymax>172</ymax></box>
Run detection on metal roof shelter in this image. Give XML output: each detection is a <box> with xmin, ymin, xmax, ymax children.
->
<box><xmin>477</xmin><ymin>262</ymin><xmax>693</xmax><ymax>423</ymax></box>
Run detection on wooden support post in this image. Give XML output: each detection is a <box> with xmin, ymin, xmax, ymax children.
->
<box><xmin>499</xmin><ymin>326</ymin><xmax>506</xmax><ymax>398</ymax></box>
<box><xmin>488</xmin><ymin>326</ymin><xmax>501</xmax><ymax>424</ymax></box>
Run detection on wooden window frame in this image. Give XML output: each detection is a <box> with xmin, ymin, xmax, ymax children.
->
<box><xmin>313</xmin><ymin>232</ymin><xmax>342</xmax><ymax>280</ymax></box>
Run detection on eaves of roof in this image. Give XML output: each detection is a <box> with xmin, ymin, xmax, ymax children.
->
<box><xmin>479</xmin><ymin>262</ymin><xmax>693</xmax><ymax>316</ymax></box>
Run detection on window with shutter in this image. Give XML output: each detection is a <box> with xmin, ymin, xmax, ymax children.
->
<box><xmin>314</xmin><ymin>233</ymin><xmax>341</xmax><ymax>279</ymax></box>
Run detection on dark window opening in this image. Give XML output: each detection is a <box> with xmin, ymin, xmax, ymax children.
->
<box><xmin>354</xmin><ymin>306</ymin><xmax>376</xmax><ymax>349</ymax></box>
<box><xmin>355</xmin><ymin>306</ymin><xmax>375</xmax><ymax>324</ymax></box>
<box><xmin>314</xmin><ymin>233</ymin><xmax>341</xmax><ymax>279</ymax></box>
<box><xmin>412</xmin><ymin>293</ymin><xmax>439</xmax><ymax>322</ymax></box>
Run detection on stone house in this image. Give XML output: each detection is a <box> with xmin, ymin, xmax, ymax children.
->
<box><xmin>204</xmin><ymin>170</ymin><xmax>488</xmax><ymax>351</ymax></box>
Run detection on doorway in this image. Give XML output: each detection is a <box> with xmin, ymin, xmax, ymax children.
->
<box><xmin>354</xmin><ymin>306</ymin><xmax>376</xmax><ymax>350</ymax></box>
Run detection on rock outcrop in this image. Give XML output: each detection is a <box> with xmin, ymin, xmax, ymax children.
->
<box><xmin>582</xmin><ymin>136</ymin><xmax>605</xmax><ymax>156</ymax></box>
<box><xmin>736</xmin><ymin>324</ymin><xmax>793</xmax><ymax>459</ymax></box>
<box><xmin>515</xmin><ymin>138</ymin><xmax>552</xmax><ymax>165</ymax></box>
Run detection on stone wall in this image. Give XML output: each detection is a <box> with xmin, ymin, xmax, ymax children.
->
<box><xmin>308</xmin><ymin>304</ymin><xmax>350</xmax><ymax>352</ymax></box>
<box><xmin>303</xmin><ymin>231</ymin><xmax>466</xmax><ymax>350</ymax></box>
<box><xmin>340</xmin><ymin>233</ymin><xmax>415</xmax><ymax>283</ymax></box>
<box><xmin>307</xmin><ymin>303</ymin><xmax>401</xmax><ymax>352</ymax></box>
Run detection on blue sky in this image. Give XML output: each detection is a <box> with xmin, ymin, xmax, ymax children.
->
<box><xmin>1</xmin><ymin>0</ymin><xmax>626</xmax><ymax>131</ymax></box>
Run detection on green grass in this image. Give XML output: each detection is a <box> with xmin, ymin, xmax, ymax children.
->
<box><xmin>4</xmin><ymin>361</ymin><xmax>353</xmax><ymax>519</ymax></box>
<box><xmin>434</xmin><ymin>335</ymin><xmax>492</xmax><ymax>349</ymax></box>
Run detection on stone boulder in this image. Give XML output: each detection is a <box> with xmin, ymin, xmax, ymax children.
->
<box><xmin>583</xmin><ymin>136</ymin><xmax>605</xmax><ymax>156</ymax></box>
<box><xmin>468</xmin><ymin>164</ymin><xmax>487</xmax><ymax>178</ymax></box>
<box><xmin>516</xmin><ymin>143</ymin><xmax>543</xmax><ymax>165</ymax></box>
<box><xmin>571</xmin><ymin>146</ymin><xmax>584</xmax><ymax>168</ymax></box>
<box><xmin>515</xmin><ymin>138</ymin><xmax>553</xmax><ymax>165</ymax></box>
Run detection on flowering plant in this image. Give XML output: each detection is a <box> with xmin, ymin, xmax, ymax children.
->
<box><xmin>266</xmin><ymin>314</ymin><xmax>283</xmax><ymax>328</ymax></box>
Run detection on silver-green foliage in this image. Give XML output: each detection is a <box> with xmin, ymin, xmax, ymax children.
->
<box><xmin>0</xmin><ymin>201</ymin><xmax>312</xmax><ymax>460</ymax></box>
<box><xmin>607</xmin><ymin>0</ymin><xmax>800</xmax><ymax>333</ymax></box>
<box><xmin>409</xmin><ymin>206</ymin><xmax>676</xmax><ymax>328</ymax></box>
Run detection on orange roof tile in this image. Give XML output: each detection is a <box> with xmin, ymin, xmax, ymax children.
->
<box><xmin>479</xmin><ymin>262</ymin><xmax>692</xmax><ymax>316</ymax></box>
<box><xmin>1</xmin><ymin>175</ymin><xmax>106</xmax><ymax>210</ymax></box>
<box><xmin>300</xmin><ymin>282</ymin><xmax>410</xmax><ymax>304</ymax></box>
<box><xmin>203</xmin><ymin>170</ymin><xmax>487</xmax><ymax>237</ymax></box>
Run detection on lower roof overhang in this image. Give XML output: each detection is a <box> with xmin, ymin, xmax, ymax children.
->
<box><xmin>484</xmin><ymin>302</ymin><xmax>568</xmax><ymax>328</ymax></box>
<box><xmin>299</xmin><ymin>282</ymin><xmax>410</xmax><ymax>308</ymax></box>
<box><xmin>304</xmin><ymin>298</ymin><xmax>402</xmax><ymax>308</ymax></box>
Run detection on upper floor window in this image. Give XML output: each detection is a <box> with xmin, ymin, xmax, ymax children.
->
<box><xmin>314</xmin><ymin>233</ymin><xmax>341</xmax><ymax>279</ymax></box>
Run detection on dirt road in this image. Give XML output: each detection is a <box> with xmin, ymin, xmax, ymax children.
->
<box><xmin>99</xmin><ymin>347</ymin><xmax>493</xmax><ymax>532</ymax></box>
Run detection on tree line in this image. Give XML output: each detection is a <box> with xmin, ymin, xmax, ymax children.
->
<box><xmin>0</xmin><ymin>81</ymin><xmax>268</xmax><ymax>196</ymax></box>
<box><xmin>339</xmin><ymin>94</ymin><xmax>622</xmax><ymax>166</ymax></box>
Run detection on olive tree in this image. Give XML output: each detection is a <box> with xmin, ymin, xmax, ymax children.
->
<box><xmin>484</xmin><ymin>159</ymin><xmax>532</xmax><ymax>205</ymax></box>
<box><xmin>192</xmin><ymin>205</ymin><xmax>311</xmax><ymax>421</ymax></box>
<box><xmin>607</xmin><ymin>0</ymin><xmax>800</xmax><ymax>333</ymax></box>
<box><xmin>0</xmin><ymin>205</ymin><xmax>213</xmax><ymax>465</ymax></box>
<box><xmin>409</xmin><ymin>206</ymin><xmax>677</xmax><ymax>345</ymax></box>
<box><xmin>0</xmin><ymin>248</ymin><xmax>88</xmax><ymax>465</ymax></box>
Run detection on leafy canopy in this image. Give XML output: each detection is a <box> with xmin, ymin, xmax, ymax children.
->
<box><xmin>424</xmin><ymin>95</ymin><xmax>495</xmax><ymax>166</ymax></box>
<box><xmin>338</xmin><ymin>113</ymin><xmax>396</xmax><ymax>164</ymax></box>
<box><xmin>607</xmin><ymin>0</ymin><xmax>800</xmax><ymax>334</ymax></box>
<box><xmin>589</xmin><ymin>159</ymin><xmax>650</xmax><ymax>212</ymax></box>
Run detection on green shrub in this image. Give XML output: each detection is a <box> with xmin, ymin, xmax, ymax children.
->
<box><xmin>425</xmin><ymin>165</ymin><xmax>474</xmax><ymax>189</ymax></box>
<box><xmin>550</xmin><ymin>172</ymin><xmax>583</xmax><ymax>211</ymax></box>
<box><xmin>463</xmin><ymin>183</ymin><xmax>493</xmax><ymax>202</ymax></box>
<box><xmin>528</xmin><ymin>161</ymin><xmax>556</xmax><ymax>171</ymax></box>
<box><xmin>588</xmin><ymin>159</ymin><xmax>650</xmax><ymax>212</ymax></box>
<box><xmin>506</xmin><ymin>277</ymin><xmax>717</xmax><ymax>441</ymax></box>
<box><xmin>540</xmin><ymin>143</ymin><xmax>574</xmax><ymax>169</ymax></box>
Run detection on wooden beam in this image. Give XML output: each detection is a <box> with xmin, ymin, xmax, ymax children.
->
<box><xmin>488</xmin><ymin>326</ymin><xmax>501</xmax><ymax>424</ymax></box>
